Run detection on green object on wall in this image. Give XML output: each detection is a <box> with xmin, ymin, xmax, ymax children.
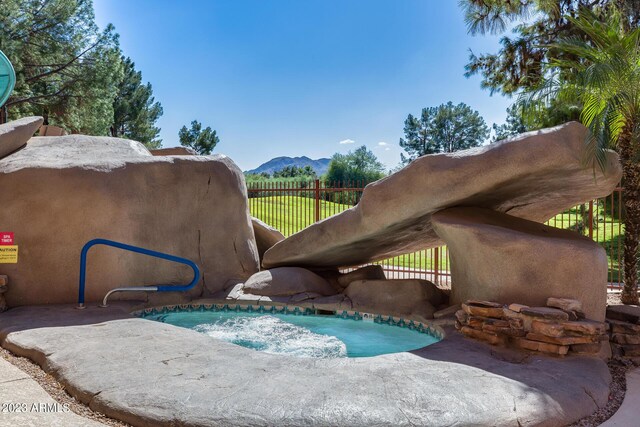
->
<box><xmin>0</xmin><ymin>50</ymin><xmax>16</xmax><ymax>108</ymax></box>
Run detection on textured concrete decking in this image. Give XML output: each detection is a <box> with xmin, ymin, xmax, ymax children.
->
<box><xmin>0</xmin><ymin>304</ymin><xmax>612</xmax><ymax>427</ymax></box>
<box><xmin>0</xmin><ymin>357</ymin><xmax>105</xmax><ymax>426</ymax></box>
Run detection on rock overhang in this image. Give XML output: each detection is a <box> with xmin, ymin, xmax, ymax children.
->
<box><xmin>263</xmin><ymin>122</ymin><xmax>622</xmax><ymax>268</ymax></box>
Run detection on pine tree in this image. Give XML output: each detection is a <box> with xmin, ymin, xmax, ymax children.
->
<box><xmin>111</xmin><ymin>57</ymin><xmax>163</xmax><ymax>148</ymax></box>
<box><xmin>179</xmin><ymin>120</ymin><xmax>219</xmax><ymax>155</ymax></box>
<box><xmin>399</xmin><ymin>102</ymin><xmax>488</xmax><ymax>163</ymax></box>
<box><xmin>0</xmin><ymin>0</ymin><xmax>122</xmax><ymax>134</ymax></box>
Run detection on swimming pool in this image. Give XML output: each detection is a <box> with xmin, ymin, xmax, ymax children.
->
<box><xmin>143</xmin><ymin>309</ymin><xmax>440</xmax><ymax>358</ymax></box>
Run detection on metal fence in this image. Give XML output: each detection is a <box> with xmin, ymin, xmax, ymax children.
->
<box><xmin>247</xmin><ymin>180</ymin><xmax>624</xmax><ymax>289</ymax></box>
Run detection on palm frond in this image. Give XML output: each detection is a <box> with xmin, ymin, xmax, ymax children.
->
<box><xmin>521</xmin><ymin>8</ymin><xmax>640</xmax><ymax>174</ymax></box>
<box><xmin>583</xmin><ymin>117</ymin><xmax>609</xmax><ymax>173</ymax></box>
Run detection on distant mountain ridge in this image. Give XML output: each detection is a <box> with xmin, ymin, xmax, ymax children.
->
<box><xmin>245</xmin><ymin>156</ymin><xmax>331</xmax><ymax>176</ymax></box>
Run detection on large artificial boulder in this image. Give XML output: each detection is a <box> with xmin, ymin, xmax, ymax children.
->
<box><xmin>150</xmin><ymin>147</ymin><xmax>197</xmax><ymax>156</ymax></box>
<box><xmin>337</xmin><ymin>265</ymin><xmax>386</xmax><ymax>288</ymax></box>
<box><xmin>432</xmin><ymin>207</ymin><xmax>608</xmax><ymax>321</ymax></box>
<box><xmin>307</xmin><ymin>265</ymin><xmax>387</xmax><ymax>292</ymax></box>
<box><xmin>0</xmin><ymin>131</ymin><xmax>259</xmax><ymax>306</ymax></box>
<box><xmin>263</xmin><ymin>122</ymin><xmax>621</xmax><ymax>268</ymax></box>
<box><xmin>243</xmin><ymin>267</ymin><xmax>337</xmax><ymax>297</ymax></box>
<box><xmin>344</xmin><ymin>279</ymin><xmax>446</xmax><ymax>319</ymax></box>
<box><xmin>251</xmin><ymin>217</ymin><xmax>284</xmax><ymax>263</ymax></box>
<box><xmin>0</xmin><ymin>116</ymin><xmax>42</xmax><ymax>159</ymax></box>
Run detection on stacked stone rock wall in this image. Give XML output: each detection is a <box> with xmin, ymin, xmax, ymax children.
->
<box><xmin>608</xmin><ymin>321</ymin><xmax>640</xmax><ymax>358</ymax></box>
<box><xmin>607</xmin><ymin>306</ymin><xmax>640</xmax><ymax>360</ymax></box>
<box><xmin>456</xmin><ymin>298</ymin><xmax>607</xmax><ymax>356</ymax></box>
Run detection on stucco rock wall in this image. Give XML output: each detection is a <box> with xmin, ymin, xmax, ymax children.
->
<box><xmin>0</xmin><ymin>135</ymin><xmax>259</xmax><ymax>306</ymax></box>
<box><xmin>433</xmin><ymin>207</ymin><xmax>608</xmax><ymax>320</ymax></box>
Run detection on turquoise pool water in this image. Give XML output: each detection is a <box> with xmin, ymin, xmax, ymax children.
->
<box><xmin>144</xmin><ymin>311</ymin><xmax>439</xmax><ymax>358</ymax></box>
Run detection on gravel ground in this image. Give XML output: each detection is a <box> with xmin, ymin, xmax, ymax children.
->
<box><xmin>607</xmin><ymin>292</ymin><xmax>623</xmax><ymax>306</ymax></box>
<box><xmin>568</xmin><ymin>357</ymin><xmax>637</xmax><ymax>427</ymax></box>
<box><xmin>0</xmin><ymin>346</ymin><xmax>130</xmax><ymax>427</ymax></box>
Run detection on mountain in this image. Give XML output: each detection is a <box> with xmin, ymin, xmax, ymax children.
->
<box><xmin>245</xmin><ymin>156</ymin><xmax>331</xmax><ymax>176</ymax></box>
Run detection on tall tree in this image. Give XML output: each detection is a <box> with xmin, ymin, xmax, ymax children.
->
<box><xmin>178</xmin><ymin>120</ymin><xmax>219</xmax><ymax>155</ymax></box>
<box><xmin>0</xmin><ymin>0</ymin><xmax>122</xmax><ymax>134</ymax></box>
<box><xmin>399</xmin><ymin>101</ymin><xmax>489</xmax><ymax>163</ymax></box>
<box><xmin>325</xmin><ymin>145</ymin><xmax>385</xmax><ymax>184</ymax></box>
<box><xmin>111</xmin><ymin>57</ymin><xmax>163</xmax><ymax>148</ymax></box>
<box><xmin>520</xmin><ymin>10</ymin><xmax>640</xmax><ymax>304</ymax></box>
<box><xmin>273</xmin><ymin>165</ymin><xmax>317</xmax><ymax>178</ymax></box>
<box><xmin>492</xmin><ymin>104</ymin><xmax>528</xmax><ymax>142</ymax></box>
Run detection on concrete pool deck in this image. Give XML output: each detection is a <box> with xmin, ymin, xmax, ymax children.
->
<box><xmin>0</xmin><ymin>303</ymin><xmax>612</xmax><ymax>427</ymax></box>
<box><xmin>599</xmin><ymin>367</ymin><xmax>640</xmax><ymax>427</ymax></box>
<box><xmin>0</xmin><ymin>356</ymin><xmax>106</xmax><ymax>426</ymax></box>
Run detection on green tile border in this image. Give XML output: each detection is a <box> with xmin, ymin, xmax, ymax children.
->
<box><xmin>132</xmin><ymin>303</ymin><xmax>443</xmax><ymax>340</ymax></box>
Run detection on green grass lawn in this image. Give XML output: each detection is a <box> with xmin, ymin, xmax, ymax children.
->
<box><xmin>250</xmin><ymin>195</ymin><xmax>623</xmax><ymax>282</ymax></box>
<box><xmin>545</xmin><ymin>205</ymin><xmax>624</xmax><ymax>283</ymax></box>
<box><xmin>249</xmin><ymin>196</ymin><xmax>353</xmax><ymax>237</ymax></box>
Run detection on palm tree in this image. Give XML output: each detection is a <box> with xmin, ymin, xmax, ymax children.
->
<box><xmin>521</xmin><ymin>9</ymin><xmax>640</xmax><ymax>304</ymax></box>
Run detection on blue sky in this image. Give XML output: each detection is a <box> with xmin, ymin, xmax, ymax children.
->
<box><xmin>94</xmin><ymin>0</ymin><xmax>513</xmax><ymax>171</ymax></box>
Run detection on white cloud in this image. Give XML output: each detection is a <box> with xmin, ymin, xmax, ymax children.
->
<box><xmin>378</xmin><ymin>141</ymin><xmax>388</xmax><ymax>146</ymax></box>
<box><xmin>339</xmin><ymin>139</ymin><xmax>355</xmax><ymax>145</ymax></box>
<box><xmin>385</xmin><ymin>147</ymin><xmax>390</xmax><ymax>151</ymax></box>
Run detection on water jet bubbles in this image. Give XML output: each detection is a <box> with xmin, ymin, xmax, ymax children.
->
<box><xmin>194</xmin><ymin>315</ymin><xmax>348</xmax><ymax>358</ymax></box>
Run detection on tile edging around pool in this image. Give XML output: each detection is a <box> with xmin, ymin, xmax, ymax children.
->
<box><xmin>131</xmin><ymin>303</ymin><xmax>444</xmax><ymax>340</ymax></box>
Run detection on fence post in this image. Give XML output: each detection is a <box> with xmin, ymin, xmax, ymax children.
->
<box><xmin>314</xmin><ymin>179</ymin><xmax>320</xmax><ymax>223</ymax></box>
<box><xmin>588</xmin><ymin>200</ymin><xmax>594</xmax><ymax>239</ymax></box>
<box><xmin>434</xmin><ymin>247</ymin><xmax>439</xmax><ymax>285</ymax></box>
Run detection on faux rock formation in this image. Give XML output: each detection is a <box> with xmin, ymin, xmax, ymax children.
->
<box><xmin>344</xmin><ymin>279</ymin><xmax>445</xmax><ymax>320</ymax></box>
<box><xmin>0</xmin><ymin>116</ymin><xmax>43</xmax><ymax>159</ymax></box>
<box><xmin>337</xmin><ymin>265</ymin><xmax>386</xmax><ymax>289</ymax></box>
<box><xmin>308</xmin><ymin>265</ymin><xmax>387</xmax><ymax>292</ymax></box>
<box><xmin>150</xmin><ymin>147</ymin><xmax>197</xmax><ymax>156</ymax></box>
<box><xmin>243</xmin><ymin>267</ymin><xmax>337</xmax><ymax>297</ymax></box>
<box><xmin>432</xmin><ymin>207</ymin><xmax>608</xmax><ymax>321</ymax></box>
<box><xmin>0</xmin><ymin>128</ymin><xmax>259</xmax><ymax>306</ymax></box>
<box><xmin>0</xmin><ymin>275</ymin><xmax>7</xmax><ymax>312</ymax></box>
<box><xmin>433</xmin><ymin>304</ymin><xmax>461</xmax><ymax>319</ymax></box>
<box><xmin>251</xmin><ymin>217</ymin><xmax>285</xmax><ymax>263</ymax></box>
<box><xmin>213</xmin><ymin>279</ymin><xmax>354</xmax><ymax>311</ymax></box>
<box><xmin>264</xmin><ymin>122</ymin><xmax>621</xmax><ymax>268</ymax></box>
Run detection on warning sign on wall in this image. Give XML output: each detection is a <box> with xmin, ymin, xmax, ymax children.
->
<box><xmin>0</xmin><ymin>246</ymin><xmax>18</xmax><ymax>263</ymax></box>
<box><xmin>0</xmin><ymin>232</ymin><xmax>13</xmax><ymax>245</ymax></box>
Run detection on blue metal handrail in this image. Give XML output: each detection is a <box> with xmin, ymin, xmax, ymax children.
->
<box><xmin>77</xmin><ymin>238</ymin><xmax>200</xmax><ymax>308</ymax></box>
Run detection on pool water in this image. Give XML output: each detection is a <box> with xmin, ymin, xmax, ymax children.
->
<box><xmin>144</xmin><ymin>311</ymin><xmax>439</xmax><ymax>358</ymax></box>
